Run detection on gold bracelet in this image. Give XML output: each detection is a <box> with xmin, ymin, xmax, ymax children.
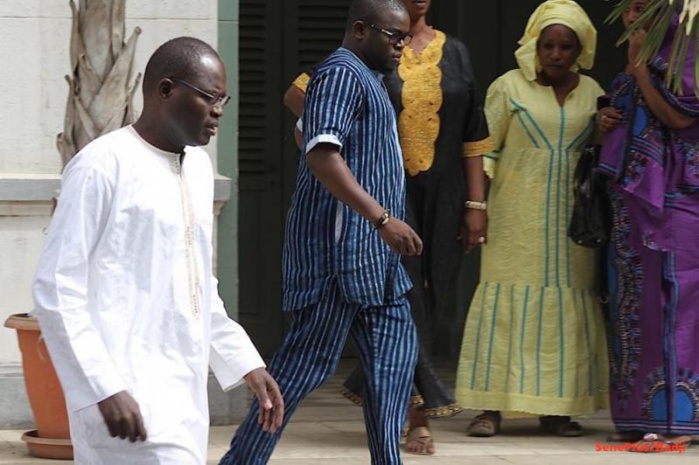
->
<box><xmin>373</xmin><ymin>210</ymin><xmax>391</xmax><ymax>229</ymax></box>
<box><xmin>465</xmin><ymin>200</ymin><xmax>487</xmax><ymax>211</ymax></box>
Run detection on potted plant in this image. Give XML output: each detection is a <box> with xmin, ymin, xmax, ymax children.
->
<box><xmin>4</xmin><ymin>0</ymin><xmax>140</xmax><ymax>459</ymax></box>
<box><xmin>4</xmin><ymin>315</ymin><xmax>72</xmax><ymax>459</ymax></box>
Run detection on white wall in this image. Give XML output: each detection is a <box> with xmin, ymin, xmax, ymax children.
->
<box><xmin>0</xmin><ymin>0</ymin><xmax>219</xmax><ymax>365</ymax></box>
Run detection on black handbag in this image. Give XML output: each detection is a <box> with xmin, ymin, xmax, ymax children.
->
<box><xmin>568</xmin><ymin>145</ymin><xmax>611</xmax><ymax>248</ymax></box>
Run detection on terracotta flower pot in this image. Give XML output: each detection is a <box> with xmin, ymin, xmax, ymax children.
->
<box><xmin>4</xmin><ymin>313</ymin><xmax>73</xmax><ymax>460</ymax></box>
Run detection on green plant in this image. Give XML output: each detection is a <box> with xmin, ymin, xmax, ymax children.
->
<box><xmin>607</xmin><ymin>0</ymin><xmax>699</xmax><ymax>95</ymax></box>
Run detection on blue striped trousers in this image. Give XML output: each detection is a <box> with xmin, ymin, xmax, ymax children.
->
<box><xmin>219</xmin><ymin>283</ymin><xmax>418</xmax><ymax>465</ymax></box>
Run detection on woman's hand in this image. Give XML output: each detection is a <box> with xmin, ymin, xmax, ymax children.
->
<box><xmin>626</xmin><ymin>28</ymin><xmax>696</xmax><ymax>130</ymax></box>
<box><xmin>596</xmin><ymin>107</ymin><xmax>623</xmax><ymax>133</ymax></box>
<box><xmin>627</xmin><ymin>29</ymin><xmax>648</xmax><ymax>69</ymax></box>
<box><xmin>458</xmin><ymin>209</ymin><xmax>487</xmax><ymax>254</ymax></box>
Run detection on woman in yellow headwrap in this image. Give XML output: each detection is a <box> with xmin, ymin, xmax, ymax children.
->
<box><xmin>455</xmin><ymin>0</ymin><xmax>609</xmax><ymax>437</ymax></box>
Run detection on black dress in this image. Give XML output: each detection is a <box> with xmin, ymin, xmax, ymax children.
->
<box><xmin>340</xmin><ymin>31</ymin><xmax>492</xmax><ymax>417</ymax></box>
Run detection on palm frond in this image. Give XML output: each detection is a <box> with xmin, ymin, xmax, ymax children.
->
<box><xmin>606</xmin><ymin>0</ymin><xmax>699</xmax><ymax>95</ymax></box>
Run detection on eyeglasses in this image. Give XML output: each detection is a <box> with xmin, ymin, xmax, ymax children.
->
<box><xmin>368</xmin><ymin>23</ymin><xmax>413</xmax><ymax>46</ymax></box>
<box><xmin>172</xmin><ymin>78</ymin><xmax>231</xmax><ymax>107</ymax></box>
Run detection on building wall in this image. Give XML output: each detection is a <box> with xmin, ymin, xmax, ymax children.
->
<box><xmin>216</xmin><ymin>1</ymin><xmax>241</xmax><ymax>349</ymax></box>
<box><xmin>0</xmin><ymin>0</ymin><xmax>244</xmax><ymax>428</ymax></box>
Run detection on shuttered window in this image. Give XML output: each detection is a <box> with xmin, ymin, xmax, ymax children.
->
<box><xmin>238</xmin><ymin>0</ymin><xmax>284</xmax><ymax>357</ymax></box>
<box><xmin>296</xmin><ymin>0</ymin><xmax>351</xmax><ymax>70</ymax></box>
<box><xmin>237</xmin><ymin>0</ymin><xmax>351</xmax><ymax>355</ymax></box>
<box><xmin>238</xmin><ymin>0</ymin><xmax>350</xmax><ymax>177</ymax></box>
<box><xmin>239</xmin><ymin>0</ymin><xmax>275</xmax><ymax>175</ymax></box>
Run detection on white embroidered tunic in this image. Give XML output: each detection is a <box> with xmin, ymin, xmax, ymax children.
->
<box><xmin>32</xmin><ymin>126</ymin><xmax>264</xmax><ymax>464</ymax></box>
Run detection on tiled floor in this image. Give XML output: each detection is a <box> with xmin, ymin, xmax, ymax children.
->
<box><xmin>1</xmin><ymin>364</ymin><xmax>696</xmax><ymax>464</ymax></box>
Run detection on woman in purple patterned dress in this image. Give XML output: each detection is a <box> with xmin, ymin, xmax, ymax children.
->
<box><xmin>596</xmin><ymin>0</ymin><xmax>699</xmax><ymax>448</ymax></box>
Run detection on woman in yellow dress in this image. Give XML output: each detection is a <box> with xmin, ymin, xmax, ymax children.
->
<box><xmin>455</xmin><ymin>0</ymin><xmax>609</xmax><ymax>437</ymax></box>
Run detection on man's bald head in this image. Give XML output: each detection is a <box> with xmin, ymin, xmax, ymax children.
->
<box><xmin>134</xmin><ymin>36</ymin><xmax>226</xmax><ymax>153</ymax></box>
<box><xmin>341</xmin><ymin>0</ymin><xmax>410</xmax><ymax>72</ymax></box>
<box><xmin>142</xmin><ymin>37</ymin><xmax>220</xmax><ymax>95</ymax></box>
<box><xmin>346</xmin><ymin>0</ymin><xmax>407</xmax><ymax>30</ymax></box>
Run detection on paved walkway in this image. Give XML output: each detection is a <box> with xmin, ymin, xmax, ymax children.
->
<box><xmin>1</xmin><ymin>366</ymin><xmax>696</xmax><ymax>464</ymax></box>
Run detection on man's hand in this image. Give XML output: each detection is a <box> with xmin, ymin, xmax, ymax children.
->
<box><xmin>244</xmin><ymin>368</ymin><xmax>284</xmax><ymax>433</ymax></box>
<box><xmin>97</xmin><ymin>391</ymin><xmax>147</xmax><ymax>442</ymax></box>
<box><xmin>378</xmin><ymin>218</ymin><xmax>423</xmax><ymax>256</ymax></box>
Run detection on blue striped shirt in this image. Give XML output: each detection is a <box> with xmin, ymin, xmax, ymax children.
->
<box><xmin>282</xmin><ymin>48</ymin><xmax>412</xmax><ymax>312</ymax></box>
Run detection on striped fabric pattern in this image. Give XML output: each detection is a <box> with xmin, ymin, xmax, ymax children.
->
<box><xmin>455</xmin><ymin>69</ymin><xmax>609</xmax><ymax>417</ymax></box>
<box><xmin>282</xmin><ymin>48</ymin><xmax>411</xmax><ymax>312</ymax></box>
<box><xmin>221</xmin><ymin>283</ymin><xmax>418</xmax><ymax>465</ymax></box>
<box><xmin>459</xmin><ymin>283</ymin><xmax>608</xmax><ymax>416</ymax></box>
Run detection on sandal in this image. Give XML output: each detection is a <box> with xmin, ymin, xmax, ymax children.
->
<box><xmin>404</xmin><ymin>426</ymin><xmax>435</xmax><ymax>455</ymax></box>
<box><xmin>662</xmin><ymin>434</ymin><xmax>693</xmax><ymax>446</ymax></box>
<box><xmin>629</xmin><ymin>433</ymin><xmax>692</xmax><ymax>453</ymax></box>
<box><xmin>467</xmin><ymin>411</ymin><xmax>501</xmax><ymax>437</ymax></box>
<box><xmin>539</xmin><ymin>415</ymin><xmax>583</xmax><ymax>437</ymax></box>
<box><xmin>400</xmin><ymin>427</ymin><xmax>409</xmax><ymax>444</ymax></box>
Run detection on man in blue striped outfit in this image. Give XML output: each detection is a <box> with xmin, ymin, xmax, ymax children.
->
<box><xmin>219</xmin><ymin>0</ymin><xmax>421</xmax><ymax>464</ymax></box>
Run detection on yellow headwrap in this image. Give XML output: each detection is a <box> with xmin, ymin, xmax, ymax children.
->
<box><xmin>515</xmin><ymin>0</ymin><xmax>597</xmax><ymax>81</ymax></box>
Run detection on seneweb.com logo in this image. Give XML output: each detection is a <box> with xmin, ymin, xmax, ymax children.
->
<box><xmin>595</xmin><ymin>442</ymin><xmax>687</xmax><ymax>453</ymax></box>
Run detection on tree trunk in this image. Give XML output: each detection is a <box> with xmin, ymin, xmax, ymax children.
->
<box><xmin>56</xmin><ymin>0</ymin><xmax>141</xmax><ymax>168</ymax></box>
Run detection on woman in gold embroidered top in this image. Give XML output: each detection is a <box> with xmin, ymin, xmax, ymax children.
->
<box><xmin>454</xmin><ymin>0</ymin><xmax>609</xmax><ymax>438</ymax></box>
<box><xmin>284</xmin><ymin>0</ymin><xmax>491</xmax><ymax>455</ymax></box>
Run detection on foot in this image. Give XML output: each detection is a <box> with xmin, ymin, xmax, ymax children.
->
<box><xmin>400</xmin><ymin>427</ymin><xmax>409</xmax><ymax>444</ymax></box>
<box><xmin>404</xmin><ymin>426</ymin><xmax>435</xmax><ymax>455</ymax></box>
<box><xmin>629</xmin><ymin>433</ymin><xmax>692</xmax><ymax>453</ymax></box>
<box><xmin>404</xmin><ymin>405</ymin><xmax>434</xmax><ymax>455</ymax></box>
<box><xmin>539</xmin><ymin>416</ymin><xmax>583</xmax><ymax>437</ymax></box>
<box><xmin>467</xmin><ymin>410</ymin><xmax>501</xmax><ymax>437</ymax></box>
<box><xmin>661</xmin><ymin>434</ymin><xmax>693</xmax><ymax>446</ymax></box>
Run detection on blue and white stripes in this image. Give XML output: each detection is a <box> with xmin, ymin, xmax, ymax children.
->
<box><xmin>282</xmin><ymin>48</ymin><xmax>411</xmax><ymax>312</ymax></box>
<box><xmin>221</xmin><ymin>284</ymin><xmax>417</xmax><ymax>465</ymax></box>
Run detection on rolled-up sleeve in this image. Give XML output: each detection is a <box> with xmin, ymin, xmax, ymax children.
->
<box><xmin>303</xmin><ymin>66</ymin><xmax>363</xmax><ymax>155</ymax></box>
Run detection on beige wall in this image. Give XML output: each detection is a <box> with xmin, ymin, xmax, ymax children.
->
<box><xmin>0</xmin><ymin>0</ymin><xmax>219</xmax><ymax>365</ymax></box>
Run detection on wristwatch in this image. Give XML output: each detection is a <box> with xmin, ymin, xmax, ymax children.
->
<box><xmin>373</xmin><ymin>210</ymin><xmax>391</xmax><ymax>229</ymax></box>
